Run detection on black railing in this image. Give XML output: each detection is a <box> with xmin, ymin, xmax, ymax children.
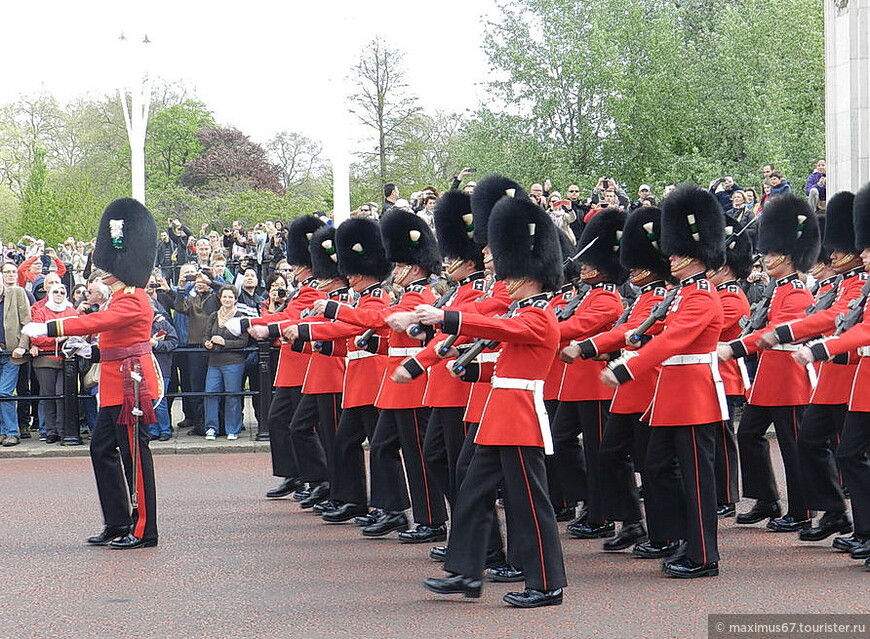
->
<box><xmin>6</xmin><ymin>343</ymin><xmax>276</xmax><ymax>446</ymax></box>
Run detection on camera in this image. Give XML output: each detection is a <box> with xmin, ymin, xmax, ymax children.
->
<box><xmin>147</xmin><ymin>283</ymin><xmax>159</xmax><ymax>289</ymax></box>
<box><xmin>467</xmin><ymin>168</ymin><xmax>477</xmax><ymax>173</ymax></box>
<box><xmin>84</xmin><ymin>303</ymin><xmax>100</xmax><ymax>314</ymax></box>
<box><xmin>276</xmin><ymin>288</ymin><xmax>287</xmax><ymax>298</ymax></box>
<box><xmin>184</xmin><ymin>274</ymin><xmax>197</xmax><ymax>282</ymax></box>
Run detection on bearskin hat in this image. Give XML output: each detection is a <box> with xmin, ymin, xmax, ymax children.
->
<box><xmin>855</xmin><ymin>182</ymin><xmax>870</xmax><ymax>249</ymax></box>
<box><xmin>823</xmin><ymin>191</ymin><xmax>858</xmax><ymax>255</ymax></box>
<box><xmin>619</xmin><ymin>206</ymin><xmax>671</xmax><ymax>280</ymax></box>
<box><xmin>488</xmin><ymin>196</ymin><xmax>563</xmax><ymax>292</ymax></box>
<box><xmin>559</xmin><ymin>231</ymin><xmax>580</xmax><ymax>282</ymax></box>
<box><xmin>661</xmin><ymin>183</ymin><xmax>726</xmax><ymax>269</ymax></box>
<box><xmin>815</xmin><ymin>215</ymin><xmax>832</xmax><ymax>266</ymax></box>
<box><xmin>723</xmin><ymin>214</ymin><xmax>754</xmax><ymax>280</ymax></box>
<box><xmin>434</xmin><ymin>190</ymin><xmax>484</xmax><ymax>269</ymax></box>
<box><xmin>286</xmin><ymin>215</ymin><xmax>325</xmax><ymax>267</ymax></box>
<box><xmin>309</xmin><ymin>225</ymin><xmax>342</xmax><ymax>280</ymax></box>
<box><xmin>575</xmin><ymin>207</ymin><xmax>628</xmax><ymax>284</ymax></box>
<box><xmin>335</xmin><ymin>217</ymin><xmax>391</xmax><ymax>280</ymax></box>
<box><xmin>92</xmin><ymin>198</ymin><xmax>157</xmax><ymax>288</ymax></box>
<box><xmin>757</xmin><ymin>194</ymin><xmax>820</xmax><ymax>272</ymax></box>
<box><xmin>470</xmin><ymin>174</ymin><xmax>527</xmax><ymax>246</ymax></box>
<box><xmin>379</xmin><ymin>209</ymin><xmax>441</xmax><ymax>275</ymax></box>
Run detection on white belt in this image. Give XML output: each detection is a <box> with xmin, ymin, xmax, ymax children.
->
<box><xmin>490</xmin><ymin>376</ymin><xmax>553</xmax><ymax>455</ymax></box>
<box><xmin>768</xmin><ymin>344</ymin><xmax>818</xmax><ymax>388</ymax></box>
<box><xmin>770</xmin><ymin>343</ymin><xmax>802</xmax><ymax>352</ymax></box>
<box><xmin>389</xmin><ymin>347</ymin><xmax>422</xmax><ymax>357</ymax></box>
<box><xmin>858</xmin><ymin>346</ymin><xmax>870</xmax><ymax>357</ymax></box>
<box><xmin>347</xmin><ymin>350</ymin><xmax>377</xmax><ymax>361</ymax></box>
<box><xmin>474</xmin><ymin>352</ymin><xmax>500</xmax><ymax>363</ymax></box>
<box><xmin>662</xmin><ymin>352</ymin><xmax>729</xmax><ymax>421</ymax></box>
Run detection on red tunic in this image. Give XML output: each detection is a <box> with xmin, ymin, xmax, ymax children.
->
<box><xmin>324</xmin><ymin>279</ymin><xmax>436</xmax><ymax>409</ymax></box>
<box><xmin>544</xmin><ymin>286</ymin><xmax>575</xmax><ymax>401</ymax></box>
<box><xmin>556</xmin><ymin>284</ymin><xmax>623</xmax><ymax>402</ymax></box>
<box><xmin>818</xmin><ymin>309</ymin><xmax>870</xmax><ymax>412</ymax></box>
<box><xmin>585</xmin><ymin>284</ymin><xmax>667</xmax><ymax>414</ymax></box>
<box><xmin>299</xmin><ymin>284</ymin><xmax>389</xmax><ymax>408</ymax></box>
<box><xmin>614</xmin><ymin>276</ymin><xmax>724</xmax><ymax>427</ymax></box>
<box><xmin>250</xmin><ymin>282</ymin><xmax>321</xmax><ymax>388</ymax></box>
<box><xmin>715</xmin><ymin>283</ymin><xmax>751</xmax><ymax>397</ymax></box>
<box><xmin>730</xmin><ymin>274</ymin><xmax>815</xmax><ymax>406</ymax></box>
<box><xmin>298</xmin><ymin>288</ymin><xmax>350</xmax><ymax>394</ymax></box>
<box><xmin>773</xmin><ymin>270</ymin><xmax>867</xmax><ymax>405</ymax></box>
<box><xmin>47</xmin><ymin>286</ymin><xmax>161</xmax><ymax>408</ymax></box>
<box><xmin>441</xmin><ymin>294</ymin><xmax>559</xmax><ymax>448</ymax></box>
<box><xmin>408</xmin><ymin>275</ymin><xmax>488</xmax><ymax>408</ymax></box>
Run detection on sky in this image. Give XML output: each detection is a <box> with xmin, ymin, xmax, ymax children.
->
<box><xmin>1</xmin><ymin>0</ymin><xmax>500</xmax><ymax>147</ymax></box>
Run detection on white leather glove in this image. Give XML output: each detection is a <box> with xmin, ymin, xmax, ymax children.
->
<box><xmin>22</xmin><ymin>322</ymin><xmax>47</xmax><ymax>338</ymax></box>
<box><xmin>224</xmin><ymin>317</ymin><xmax>243</xmax><ymax>337</ymax></box>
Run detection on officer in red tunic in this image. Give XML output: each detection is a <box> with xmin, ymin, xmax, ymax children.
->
<box><xmin>290</xmin><ymin>217</ymin><xmax>392</xmax><ymax>523</ymax></box>
<box><xmin>603</xmin><ymin>184</ymin><xmax>726</xmax><ymax>578</ymax></box>
<box><xmin>755</xmin><ymin>191</ymin><xmax>865</xmax><ymax>541</ymax></box>
<box><xmin>418</xmin><ymin>194</ymin><xmax>567</xmax><ymax>608</ymax></box>
<box><xmin>719</xmin><ymin>194</ymin><xmax>820</xmax><ymax>532</ymax></box>
<box><xmin>550</xmin><ymin>208</ymin><xmax>625</xmax><ymax>540</ymax></box>
<box><xmin>24</xmin><ymin>198</ymin><xmax>161</xmax><ymax>549</ymax></box>
<box><xmin>572</xmin><ymin>205</ymin><xmax>672</xmax><ymax>552</ymax></box>
<box><xmin>706</xmin><ymin>215</ymin><xmax>753</xmax><ymax>518</ymax></box>
<box><xmin>394</xmin><ymin>190</ymin><xmax>488</xmax><ymax>543</ymax></box>
<box><xmin>316</xmin><ymin>210</ymin><xmax>445</xmax><ymax>539</ymax></box>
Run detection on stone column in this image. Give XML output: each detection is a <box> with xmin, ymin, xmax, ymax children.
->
<box><xmin>825</xmin><ymin>0</ymin><xmax>870</xmax><ymax>193</ymax></box>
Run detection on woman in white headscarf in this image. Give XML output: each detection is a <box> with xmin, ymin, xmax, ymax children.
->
<box><xmin>29</xmin><ymin>284</ymin><xmax>79</xmax><ymax>443</ymax></box>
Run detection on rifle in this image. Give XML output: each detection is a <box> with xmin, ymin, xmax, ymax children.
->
<box><xmin>834</xmin><ymin>279</ymin><xmax>870</xmax><ymax>336</ymax></box>
<box><xmin>738</xmin><ymin>280</ymin><xmax>776</xmax><ymax>337</ymax></box>
<box><xmin>436</xmin><ymin>276</ymin><xmax>497</xmax><ymax>356</ymax></box>
<box><xmin>450</xmin><ymin>301</ymin><xmax>520</xmax><ymax>375</ymax></box>
<box><xmin>807</xmin><ymin>276</ymin><xmax>842</xmax><ymax>315</ymax></box>
<box><xmin>408</xmin><ymin>283</ymin><xmax>458</xmax><ymax>337</ymax></box>
<box><xmin>628</xmin><ymin>286</ymin><xmax>680</xmax><ymax>344</ymax></box>
<box><xmin>554</xmin><ymin>282</ymin><xmax>592</xmax><ymax>322</ymax></box>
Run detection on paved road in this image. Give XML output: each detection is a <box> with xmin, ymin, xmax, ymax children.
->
<box><xmin>2</xmin><ymin>451</ymin><xmax>868</xmax><ymax>639</ymax></box>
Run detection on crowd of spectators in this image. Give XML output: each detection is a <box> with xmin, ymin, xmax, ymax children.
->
<box><xmin>0</xmin><ymin>158</ymin><xmax>826</xmax><ymax>446</ymax></box>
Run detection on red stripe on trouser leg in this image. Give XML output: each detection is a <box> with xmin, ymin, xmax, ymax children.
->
<box><xmin>690</xmin><ymin>428</ymin><xmax>707</xmax><ymax>564</ymax></box>
<box><xmin>412</xmin><ymin>410</ymin><xmax>434</xmax><ymax>523</ymax></box>
<box><xmin>517</xmin><ymin>447</ymin><xmax>548</xmax><ymax>590</ymax></box>
<box><xmin>127</xmin><ymin>424</ymin><xmax>147</xmax><ymax>539</ymax></box>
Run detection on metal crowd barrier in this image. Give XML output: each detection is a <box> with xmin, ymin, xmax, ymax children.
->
<box><xmin>2</xmin><ymin>341</ymin><xmax>277</xmax><ymax>446</ymax></box>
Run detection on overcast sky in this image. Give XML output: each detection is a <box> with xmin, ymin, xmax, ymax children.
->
<box><xmin>1</xmin><ymin>0</ymin><xmax>499</xmax><ymax>146</ymax></box>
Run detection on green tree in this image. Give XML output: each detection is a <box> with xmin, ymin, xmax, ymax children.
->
<box><xmin>146</xmin><ymin>100</ymin><xmax>215</xmax><ymax>190</ymax></box>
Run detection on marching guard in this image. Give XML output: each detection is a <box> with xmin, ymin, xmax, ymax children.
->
<box><xmin>24</xmin><ymin>199</ymin><xmax>162</xmax><ymax>549</ymax></box>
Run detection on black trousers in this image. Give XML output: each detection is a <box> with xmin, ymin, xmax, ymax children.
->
<box><xmin>445</xmin><ymin>445</ymin><xmax>567</xmax><ymax>592</ymax></box>
<box><xmin>836</xmin><ymin>412</ymin><xmax>870</xmax><ymax>536</ymax></box>
<box><xmin>599</xmin><ymin>412</ymin><xmax>646</xmax><ymax>523</ymax></box>
<box><xmin>799</xmin><ymin>403</ymin><xmax>848</xmax><ymax>513</ymax></box>
<box><xmin>552</xmin><ymin>400</ymin><xmax>608</xmax><ymax>522</ymax></box>
<box><xmin>90</xmin><ymin>406</ymin><xmax>158</xmax><ymax>541</ymax></box>
<box><xmin>737</xmin><ymin>404</ymin><xmax>809</xmax><ymax>518</ymax></box>
<box><xmin>714</xmin><ymin>396</ymin><xmax>743</xmax><ymax>506</ymax></box>
<box><xmin>645</xmin><ymin>424</ymin><xmax>719</xmax><ymax>565</ymax></box>
<box><xmin>331</xmin><ymin>404</ymin><xmax>380</xmax><ymax>505</ymax></box>
<box><xmin>422</xmin><ymin>406</ymin><xmax>467</xmax><ymax>507</ymax></box>
<box><xmin>267</xmin><ymin>386</ymin><xmax>302</xmax><ymax>479</ymax></box>
<box><xmin>456</xmin><ymin>422</ymin><xmax>508</xmax><ymax>567</ymax></box>
<box><xmin>180</xmin><ymin>349</ymin><xmax>208</xmax><ymax>427</ymax></box>
<box><xmin>369</xmin><ymin>407</ymin><xmax>446</xmax><ymax>526</ymax></box>
<box><xmin>289</xmin><ymin>392</ymin><xmax>341</xmax><ymax>484</ymax></box>
<box><xmin>544</xmin><ymin>399</ymin><xmax>568</xmax><ymax>511</ymax></box>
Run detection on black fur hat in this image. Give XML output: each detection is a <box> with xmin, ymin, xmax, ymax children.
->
<box><xmin>576</xmin><ymin>207</ymin><xmax>628</xmax><ymax>284</ymax></box>
<box><xmin>92</xmin><ymin>198</ymin><xmax>157</xmax><ymax>288</ymax></box>
<box><xmin>758</xmin><ymin>194</ymin><xmax>820</xmax><ymax>272</ymax></box>
<box><xmin>823</xmin><ymin>191</ymin><xmax>858</xmax><ymax>254</ymax></box>
<box><xmin>661</xmin><ymin>183</ymin><xmax>726</xmax><ymax>269</ymax></box>
<box><xmin>723</xmin><ymin>214</ymin><xmax>754</xmax><ymax>280</ymax></box>
<box><xmin>619</xmin><ymin>206</ymin><xmax>671</xmax><ymax>280</ymax></box>
<box><xmin>856</xmin><ymin>182</ymin><xmax>870</xmax><ymax>249</ymax></box>
<box><xmin>309</xmin><ymin>225</ymin><xmax>342</xmax><ymax>280</ymax></box>
<box><xmin>816</xmin><ymin>215</ymin><xmax>831</xmax><ymax>265</ymax></box>
<box><xmin>286</xmin><ymin>215</ymin><xmax>325</xmax><ymax>267</ymax></box>
<box><xmin>435</xmin><ymin>190</ymin><xmax>484</xmax><ymax>269</ymax></box>
<box><xmin>335</xmin><ymin>217</ymin><xmax>391</xmax><ymax>280</ymax></box>
<box><xmin>470</xmin><ymin>174</ymin><xmax>527</xmax><ymax>245</ymax></box>
<box><xmin>379</xmin><ymin>209</ymin><xmax>441</xmax><ymax>275</ymax></box>
<box><xmin>559</xmin><ymin>231</ymin><xmax>580</xmax><ymax>282</ymax></box>
<box><xmin>488</xmin><ymin>196</ymin><xmax>563</xmax><ymax>292</ymax></box>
